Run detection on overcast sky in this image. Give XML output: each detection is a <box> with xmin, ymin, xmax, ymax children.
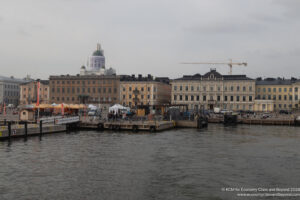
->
<box><xmin>0</xmin><ymin>0</ymin><xmax>299</xmax><ymax>80</ymax></box>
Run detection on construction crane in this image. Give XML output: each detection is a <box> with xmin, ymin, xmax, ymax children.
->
<box><xmin>181</xmin><ymin>59</ymin><xmax>247</xmax><ymax>75</ymax></box>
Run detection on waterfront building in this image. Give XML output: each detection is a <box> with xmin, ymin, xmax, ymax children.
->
<box><xmin>80</xmin><ymin>43</ymin><xmax>116</xmax><ymax>76</ymax></box>
<box><xmin>171</xmin><ymin>69</ymin><xmax>255</xmax><ymax>111</ymax></box>
<box><xmin>255</xmin><ymin>77</ymin><xmax>299</xmax><ymax>111</ymax></box>
<box><xmin>120</xmin><ymin>74</ymin><xmax>171</xmax><ymax>108</ymax></box>
<box><xmin>20</xmin><ymin>80</ymin><xmax>50</xmax><ymax>105</ymax></box>
<box><xmin>0</xmin><ymin>76</ymin><xmax>29</xmax><ymax>106</ymax></box>
<box><xmin>49</xmin><ymin>74</ymin><xmax>120</xmax><ymax>104</ymax></box>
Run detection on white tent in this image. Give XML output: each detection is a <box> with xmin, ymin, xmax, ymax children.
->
<box><xmin>88</xmin><ymin>104</ymin><xmax>97</xmax><ymax>110</ymax></box>
<box><xmin>109</xmin><ymin>104</ymin><xmax>129</xmax><ymax>113</ymax></box>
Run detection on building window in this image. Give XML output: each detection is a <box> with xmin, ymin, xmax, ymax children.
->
<box><xmin>217</xmin><ymin>96</ymin><xmax>220</xmax><ymax>101</ymax></box>
<box><xmin>191</xmin><ymin>95</ymin><xmax>194</xmax><ymax>101</ymax></box>
<box><xmin>174</xmin><ymin>86</ymin><xmax>177</xmax><ymax>91</ymax></box>
<box><xmin>196</xmin><ymin>95</ymin><xmax>199</xmax><ymax>101</ymax></box>
<box><xmin>236</xmin><ymin>96</ymin><xmax>240</xmax><ymax>101</ymax></box>
<box><xmin>224</xmin><ymin>86</ymin><xmax>227</xmax><ymax>91</ymax></box>
<box><xmin>203</xmin><ymin>95</ymin><xmax>206</xmax><ymax>101</ymax></box>
<box><xmin>129</xmin><ymin>94</ymin><xmax>132</xmax><ymax>99</ymax></box>
<box><xmin>263</xmin><ymin>88</ymin><xmax>266</xmax><ymax>92</ymax></box>
<box><xmin>210</xmin><ymin>86</ymin><xmax>213</xmax><ymax>91</ymax></box>
<box><xmin>174</xmin><ymin>95</ymin><xmax>177</xmax><ymax>100</ymax></box>
<box><xmin>231</xmin><ymin>86</ymin><xmax>233</xmax><ymax>91</ymax></box>
<box><xmin>108</xmin><ymin>88</ymin><xmax>111</xmax><ymax>93</ymax></box>
<box><xmin>191</xmin><ymin>86</ymin><xmax>194</xmax><ymax>91</ymax></box>
<box><xmin>148</xmin><ymin>87</ymin><xmax>150</xmax><ymax>92</ymax></box>
<box><xmin>284</xmin><ymin>95</ymin><xmax>287</xmax><ymax>100</ymax></box>
<box><xmin>273</xmin><ymin>95</ymin><xmax>276</xmax><ymax>100</ymax></box>
<box><xmin>180</xmin><ymin>95</ymin><xmax>182</xmax><ymax>101</ymax></box>
<box><xmin>279</xmin><ymin>88</ymin><xmax>282</xmax><ymax>92</ymax></box>
<box><xmin>289</xmin><ymin>95</ymin><xmax>292</xmax><ymax>100</ymax></box>
<box><xmin>295</xmin><ymin>95</ymin><xmax>298</xmax><ymax>100</ymax></box>
<box><xmin>284</xmin><ymin>88</ymin><xmax>287</xmax><ymax>92</ymax></box>
<box><xmin>224</xmin><ymin>96</ymin><xmax>228</xmax><ymax>101</ymax></box>
<box><xmin>57</xmin><ymin>88</ymin><xmax>60</xmax><ymax>93</ymax></box>
<box><xmin>237</xmin><ymin>86</ymin><xmax>240</xmax><ymax>91</ymax></box>
<box><xmin>279</xmin><ymin>95</ymin><xmax>282</xmax><ymax>100</ymax></box>
<box><xmin>203</xmin><ymin>86</ymin><xmax>206</xmax><ymax>91</ymax></box>
<box><xmin>289</xmin><ymin>88</ymin><xmax>292</xmax><ymax>92</ymax></box>
<box><xmin>243</xmin><ymin>86</ymin><xmax>246</xmax><ymax>91</ymax></box>
<box><xmin>268</xmin><ymin>88</ymin><xmax>271</xmax><ymax>92</ymax></box>
<box><xmin>273</xmin><ymin>88</ymin><xmax>276</xmax><ymax>92</ymax></box>
<box><xmin>98</xmin><ymin>88</ymin><xmax>101</xmax><ymax>93</ymax></box>
<box><xmin>230</xmin><ymin>96</ymin><xmax>233</xmax><ymax>101</ymax></box>
<box><xmin>185</xmin><ymin>95</ymin><xmax>188</xmax><ymax>101</ymax></box>
<box><xmin>243</xmin><ymin>96</ymin><xmax>246</xmax><ymax>101</ymax></box>
<box><xmin>295</xmin><ymin>87</ymin><xmax>298</xmax><ymax>92</ymax></box>
<box><xmin>93</xmin><ymin>88</ymin><xmax>96</xmax><ymax>93</ymax></box>
<box><xmin>129</xmin><ymin>87</ymin><xmax>132</xmax><ymax>91</ymax></box>
<box><xmin>268</xmin><ymin>95</ymin><xmax>271</xmax><ymax>100</ymax></box>
<box><xmin>180</xmin><ymin>86</ymin><xmax>182</xmax><ymax>91</ymax></box>
<box><xmin>258</xmin><ymin>88</ymin><xmax>260</xmax><ymax>92</ymax></box>
<box><xmin>249</xmin><ymin>96</ymin><xmax>252</xmax><ymax>101</ymax></box>
<box><xmin>147</xmin><ymin>95</ymin><xmax>150</xmax><ymax>99</ymax></box>
<box><xmin>262</xmin><ymin>95</ymin><xmax>266</xmax><ymax>100</ymax></box>
<box><xmin>185</xmin><ymin>86</ymin><xmax>188</xmax><ymax>91</ymax></box>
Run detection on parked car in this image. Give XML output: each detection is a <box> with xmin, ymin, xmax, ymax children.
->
<box><xmin>220</xmin><ymin>109</ymin><xmax>231</xmax><ymax>114</ymax></box>
<box><xmin>279</xmin><ymin>110</ymin><xmax>290</xmax><ymax>114</ymax></box>
<box><xmin>262</xmin><ymin>113</ymin><xmax>271</xmax><ymax>119</ymax></box>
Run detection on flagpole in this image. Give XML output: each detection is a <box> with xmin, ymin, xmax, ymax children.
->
<box><xmin>36</xmin><ymin>80</ymin><xmax>40</xmax><ymax>120</ymax></box>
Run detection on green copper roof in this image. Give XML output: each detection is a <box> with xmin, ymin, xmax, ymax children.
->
<box><xmin>93</xmin><ymin>50</ymin><xmax>103</xmax><ymax>56</ymax></box>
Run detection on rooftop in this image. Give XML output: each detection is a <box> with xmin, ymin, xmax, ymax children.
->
<box><xmin>173</xmin><ymin>69</ymin><xmax>253</xmax><ymax>81</ymax></box>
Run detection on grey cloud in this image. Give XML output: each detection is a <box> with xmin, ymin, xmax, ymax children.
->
<box><xmin>17</xmin><ymin>28</ymin><xmax>31</xmax><ymax>37</ymax></box>
<box><xmin>184</xmin><ymin>21</ymin><xmax>265</xmax><ymax>35</ymax></box>
<box><xmin>273</xmin><ymin>0</ymin><xmax>300</xmax><ymax>18</ymax></box>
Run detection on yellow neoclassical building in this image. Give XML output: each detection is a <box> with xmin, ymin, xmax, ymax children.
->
<box><xmin>171</xmin><ymin>69</ymin><xmax>256</xmax><ymax>111</ymax></box>
<box><xmin>120</xmin><ymin>75</ymin><xmax>171</xmax><ymax>108</ymax></box>
<box><xmin>255</xmin><ymin>78</ymin><xmax>299</xmax><ymax>111</ymax></box>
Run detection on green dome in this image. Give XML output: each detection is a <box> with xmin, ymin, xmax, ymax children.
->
<box><xmin>93</xmin><ymin>50</ymin><xmax>103</xmax><ymax>56</ymax></box>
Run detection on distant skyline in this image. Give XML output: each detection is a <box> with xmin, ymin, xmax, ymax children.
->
<box><xmin>0</xmin><ymin>0</ymin><xmax>300</xmax><ymax>80</ymax></box>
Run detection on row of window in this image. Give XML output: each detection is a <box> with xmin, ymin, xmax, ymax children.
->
<box><xmin>122</xmin><ymin>87</ymin><xmax>155</xmax><ymax>92</ymax></box>
<box><xmin>257</xmin><ymin>87</ymin><xmax>298</xmax><ymax>93</ymax></box>
<box><xmin>51</xmin><ymin>96</ymin><xmax>117</xmax><ymax>102</ymax></box>
<box><xmin>4</xmin><ymin>91</ymin><xmax>19</xmax><ymax>97</ymax></box>
<box><xmin>52</xmin><ymin>80</ymin><xmax>114</xmax><ymax>85</ymax></box>
<box><xmin>52</xmin><ymin>87</ymin><xmax>118</xmax><ymax>94</ymax></box>
<box><xmin>23</xmin><ymin>87</ymin><xmax>47</xmax><ymax>91</ymax></box>
<box><xmin>122</xmin><ymin>94</ymin><xmax>155</xmax><ymax>100</ymax></box>
<box><xmin>273</xmin><ymin>104</ymin><xmax>298</xmax><ymax>109</ymax></box>
<box><xmin>256</xmin><ymin>95</ymin><xmax>298</xmax><ymax>101</ymax></box>
<box><xmin>4</xmin><ymin>85</ymin><xmax>19</xmax><ymax>89</ymax></box>
<box><xmin>173</xmin><ymin>85</ymin><xmax>253</xmax><ymax>92</ymax></box>
<box><xmin>23</xmin><ymin>95</ymin><xmax>47</xmax><ymax>99</ymax></box>
<box><xmin>173</xmin><ymin>95</ymin><xmax>253</xmax><ymax>102</ymax></box>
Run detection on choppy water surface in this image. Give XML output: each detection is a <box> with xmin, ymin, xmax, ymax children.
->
<box><xmin>1</xmin><ymin>124</ymin><xmax>300</xmax><ymax>200</ymax></box>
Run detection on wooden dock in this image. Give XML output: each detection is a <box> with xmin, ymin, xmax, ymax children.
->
<box><xmin>208</xmin><ymin>117</ymin><xmax>296</xmax><ymax>126</ymax></box>
<box><xmin>0</xmin><ymin>123</ymin><xmax>66</xmax><ymax>140</ymax></box>
<box><xmin>80</xmin><ymin>120</ymin><xmax>175</xmax><ymax>132</ymax></box>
